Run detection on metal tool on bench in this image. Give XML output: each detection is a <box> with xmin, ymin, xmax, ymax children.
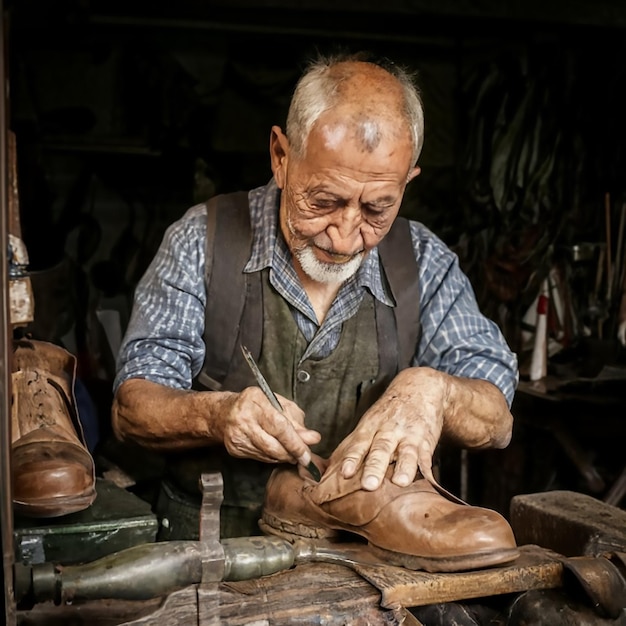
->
<box><xmin>13</xmin><ymin>472</ymin><xmax>379</xmax><ymax>606</ymax></box>
<box><xmin>240</xmin><ymin>343</ymin><xmax>322</xmax><ymax>482</ymax></box>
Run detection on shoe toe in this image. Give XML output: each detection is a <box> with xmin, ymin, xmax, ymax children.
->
<box><xmin>13</xmin><ymin>440</ymin><xmax>96</xmax><ymax>517</ymax></box>
<box><xmin>435</xmin><ymin>507</ymin><xmax>518</xmax><ymax>555</ymax></box>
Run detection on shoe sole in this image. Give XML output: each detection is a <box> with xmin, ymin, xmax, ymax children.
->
<box><xmin>260</xmin><ymin>512</ymin><xmax>520</xmax><ymax>573</ymax></box>
<box><xmin>13</xmin><ymin>488</ymin><xmax>97</xmax><ymax>518</ymax></box>
<box><xmin>368</xmin><ymin>542</ymin><xmax>521</xmax><ymax>572</ymax></box>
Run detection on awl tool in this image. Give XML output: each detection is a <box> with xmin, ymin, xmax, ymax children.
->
<box><xmin>240</xmin><ymin>344</ymin><xmax>321</xmax><ymax>482</ymax></box>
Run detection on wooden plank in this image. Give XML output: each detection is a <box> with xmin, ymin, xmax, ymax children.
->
<box><xmin>352</xmin><ymin>544</ymin><xmax>564</xmax><ymax>610</ymax></box>
<box><xmin>18</xmin><ymin>563</ymin><xmax>404</xmax><ymax>626</ymax></box>
<box><xmin>218</xmin><ymin>562</ymin><xmax>402</xmax><ymax>625</ymax></box>
<box><xmin>119</xmin><ymin>587</ymin><xmax>200</xmax><ymax>626</ymax></box>
<box><xmin>197</xmin><ymin>584</ymin><xmax>220</xmax><ymax>626</ymax></box>
<box><xmin>18</xmin><ymin>597</ymin><xmax>167</xmax><ymax>626</ymax></box>
<box><xmin>17</xmin><ymin>545</ymin><xmax>568</xmax><ymax>624</ymax></box>
<box><xmin>18</xmin><ymin>588</ymin><xmax>202</xmax><ymax>626</ymax></box>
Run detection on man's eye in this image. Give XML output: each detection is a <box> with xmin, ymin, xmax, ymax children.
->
<box><xmin>310</xmin><ymin>199</ymin><xmax>342</xmax><ymax>211</ymax></box>
<box><xmin>363</xmin><ymin>204</ymin><xmax>387</xmax><ymax>217</ymax></box>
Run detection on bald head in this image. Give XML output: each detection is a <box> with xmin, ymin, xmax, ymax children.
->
<box><xmin>316</xmin><ymin>62</ymin><xmax>412</xmax><ymax>157</ymax></box>
<box><xmin>285</xmin><ymin>54</ymin><xmax>424</xmax><ymax>166</ymax></box>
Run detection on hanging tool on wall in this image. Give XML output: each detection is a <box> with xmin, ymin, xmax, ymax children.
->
<box><xmin>7</xmin><ymin>130</ymin><xmax>34</xmax><ymax>329</ymax></box>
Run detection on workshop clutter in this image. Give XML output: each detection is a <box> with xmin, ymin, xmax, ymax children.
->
<box><xmin>516</xmin><ymin>194</ymin><xmax>626</xmax><ymax>383</ymax></box>
<box><xmin>11</xmin><ymin>338</ymin><xmax>96</xmax><ymax>518</ymax></box>
<box><xmin>260</xmin><ymin>461</ymin><xmax>519</xmax><ymax>573</ymax></box>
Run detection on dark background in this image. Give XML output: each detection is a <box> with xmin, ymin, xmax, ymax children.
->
<box><xmin>6</xmin><ymin>0</ymin><xmax>626</xmax><ymax>512</ymax></box>
<box><xmin>9</xmin><ymin>1</ymin><xmax>626</xmax><ymax>334</ymax></box>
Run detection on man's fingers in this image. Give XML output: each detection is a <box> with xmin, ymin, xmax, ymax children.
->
<box><xmin>353</xmin><ymin>431</ymin><xmax>430</xmax><ymax>490</ymax></box>
<box><xmin>263</xmin><ymin>412</ymin><xmax>320</xmax><ymax>466</ymax></box>
<box><xmin>391</xmin><ymin>441</ymin><xmax>419</xmax><ymax>487</ymax></box>
<box><xmin>359</xmin><ymin>437</ymin><xmax>396</xmax><ymax>491</ymax></box>
<box><xmin>341</xmin><ymin>457</ymin><xmax>358</xmax><ymax>478</ymax></box>
<box><xmin>272</xmin><ymin>394</ymin><xmax>322</xmax><ymax>458</ymax></box>
<box><xmin>338</xmin><ymin>440</ymin><xmax>371</xmax><ymax>478</ymax></box>
<box><xmin>225</xmin><ymin>424</ymin><xmax>279</xmax><ymax>461</ymax></box>
<box><xmin>299</xmin><ymin>428</ymin><xmax>322</xmax><ymax>446</ymax></box>
<box><xmin>224</xmin><ymin>416</ymin><xmax>310</xmax><ymax>465</ymax></box>
<box><xmin>417</xmin><ymin>439</ymin><xmax>435</xmax><ymax>482</ymax></box>
<box><xmin>226</xmin><ymin>387</ymin><xmax>320</xmax><ymax>464</ymax></box>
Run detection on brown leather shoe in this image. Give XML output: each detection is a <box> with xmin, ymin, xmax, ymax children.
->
<box><xmin>12</xmin><ymin>339</ymin><xmax>96</xmax><ymax>518</ymax></box>
<box><xmin>260</xmin><ymin>462</ymin><xmax>519</xmax><ymax>572</ymax></box>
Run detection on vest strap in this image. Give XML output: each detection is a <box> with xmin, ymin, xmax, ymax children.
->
<box><xmin>377</xmin><ymin>217</ymin><xmax>421</xmax><ymax>370</ymax></box>
<box><xmin>204</xmin><ymin>191</ymin><xmax>253</xmax><ymax>390</ymax></box>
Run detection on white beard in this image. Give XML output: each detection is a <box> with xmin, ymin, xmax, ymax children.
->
<box><xmin>295</xmin><ymin>245</ymin><xmax>364</xmax><ymax>284</ymax></box>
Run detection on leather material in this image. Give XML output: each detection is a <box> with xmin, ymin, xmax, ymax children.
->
<box><xmin>260</xmin><ymin>462</ymin><xmax>520</xmax><ymax>573</ymax></box>
<box><xmin>12</xmin><ymin>339</ymin><xmax>96</xmax><ymax>518</ymax></box>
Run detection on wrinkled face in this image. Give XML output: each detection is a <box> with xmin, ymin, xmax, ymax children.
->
<box><xmin>271</xmin><ymin>117</ymin><xmax>420</xmax><ymax>285</ymax></box>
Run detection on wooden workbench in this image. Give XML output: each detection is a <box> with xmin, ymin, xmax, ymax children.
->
<box><xmin>16</xmin><ymin>544</ymin><xmax>564</xmax><ymax>626</ymax></box>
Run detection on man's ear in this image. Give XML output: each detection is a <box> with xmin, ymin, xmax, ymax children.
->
<box><xmin>407</xmin><ymin>165</ymin><xmax>421</xmax><ymax>184</ymax></box>
<box><xmin>269</xmin><ymin>126</ymin><xmax>289</xmax><ymax>189</ymax></box>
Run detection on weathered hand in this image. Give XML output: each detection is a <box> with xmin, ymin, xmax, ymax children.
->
<box><xmin>218</xmin><ymin>386</ymin><xmax>321</xmax><ymax>466</ymax></box>
<box><xmin>331</xmin><ymin>367</ymin><xmax>448</xmax><ymax>491</ymax></box>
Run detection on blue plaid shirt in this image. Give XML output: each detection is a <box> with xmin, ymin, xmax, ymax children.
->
<box><xmin>115</xmin><ymin>179</ymin><xmax>518</xmax><ymax>406</ymax></box>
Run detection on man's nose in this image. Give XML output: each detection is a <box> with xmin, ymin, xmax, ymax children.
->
<box><xmin>329</xmin><ymin>207</ymin><xmax>363</xmax><ymax>252</ymax></box>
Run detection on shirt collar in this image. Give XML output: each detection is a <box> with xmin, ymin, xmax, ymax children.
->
<box><xmin>245</xmin><ymin>178</ymin><xmax>395</xmax><ymax>307</ymax></box>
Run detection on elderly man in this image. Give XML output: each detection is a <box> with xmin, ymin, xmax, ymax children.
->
<box><xmin>112</xmin><ymin>51</ymin><xmax>519</xmax><ymax>570</ymax></box>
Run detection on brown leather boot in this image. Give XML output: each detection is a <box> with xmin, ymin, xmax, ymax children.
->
<box><xmin>260</xmin><ymin>462</ymin><xmax>519</xmax><ymax>573</ymax></box>
<box><xmin>12</xmin><ymin>339</ymin><xmax>96</xmax><ymax>518</ymax></box>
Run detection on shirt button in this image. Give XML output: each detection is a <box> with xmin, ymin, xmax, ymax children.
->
<box><xmin>297</xmin><ymin>369</ymin><xmax>311</xmax><ymax>383</ymax></box>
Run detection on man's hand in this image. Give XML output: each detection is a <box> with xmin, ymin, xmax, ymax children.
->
<box><xmin>331</xmin><ymin>367</ymin><xmax>445</xmax><ymax>491</ymax></box>
<box><xmin>329</xmin><ymin>367</ymin><xmax>512</xmax><ymax>492</ymax></box>
<box><xmin>112</xmin><ymin>379</ymin><xmax>321</xmax><ymax>468</ymax></box>
<box><xmin>215</xmin><ymin>386</ymin><xmax>321</xmax><ymax>467</ymax></box>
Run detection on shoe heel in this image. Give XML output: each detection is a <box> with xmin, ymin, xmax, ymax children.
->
<box><xmin>259</xmin><ymin>512</ymin><xmax>339</xmax><ymax>542</ymax></box>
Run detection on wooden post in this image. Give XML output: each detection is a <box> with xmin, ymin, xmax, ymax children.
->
<box><xmin>1</xmin><ymin>7</ymin><xmax>18</xmax><ymax>625</ymax></box>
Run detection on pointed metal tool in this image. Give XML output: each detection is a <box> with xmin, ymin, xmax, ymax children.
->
<box><xmin>240</xmin><ymin>344</ymin><xmax>321</xmax><ymax>482</ymax></box>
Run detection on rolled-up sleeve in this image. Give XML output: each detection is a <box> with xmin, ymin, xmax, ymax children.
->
<box><xmin>413</xmin><ymin>224</ymin><xmax>519</xmax><ymax>407</ymax></box>
<box><xmin>113</xmin><ymin>204</ymin><xmax>208</xmax><ymax>393</ymax></box>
